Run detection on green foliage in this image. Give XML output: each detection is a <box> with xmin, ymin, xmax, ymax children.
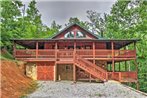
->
<box><xmin>87</xmin><ymin>10</ymin><xmax>107</xmax><ymax>37</ymax></box>
<box><xmin>65</xmin><ymin>17</ymin><xmax>90</xmax><ymax>30</ymax></box>
<box><xmin>104</xmin><ymin>0</ymin><xmax>147</xmax><ymax>92</ymax></box>
<box><xmin>25</xmin><ymin>0</ymin><xmax>42</xmax><ymax>37</ymax></box>
<box><xmin>0</xmin><ymin>0</ymin><xmax>23</xmax><ymax>50</ymax></box>
<box><xmin>0</xmin><ymin>50</ymin><xmax>14</xmax><ymax>60</ymax></box>
<box><xmin>86</xmin><ymin>0</ymin><xmax>147</xmax><ymax>92</ymax></box>
<box><xmin>51</xmin><ymin>20</ymin><xmax>62</xmax><ymax>32</ymax></box>
<box><xmin>0</xmin><ymin>0</ymin><xmax>61</xmax><ymax>50</ymax></box>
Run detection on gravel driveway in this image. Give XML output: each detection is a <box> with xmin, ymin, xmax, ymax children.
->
<box><xmin>27</xmin><ymin>81</ymin><xmax>147</xmax><ymax>98</ymax></box>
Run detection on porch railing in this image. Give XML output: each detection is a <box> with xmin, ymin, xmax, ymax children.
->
<box><xmin>107</xmin><ymin>71</ymin><xmax>137</xmax><ymax>82</ymax></box>
<box><xmin>15</xmin><ymin>49</ymin><xmax>136</xmax><ymax>59</ymax></box>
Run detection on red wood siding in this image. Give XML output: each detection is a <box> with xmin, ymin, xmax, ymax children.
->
<box><xmin>44</xmin><ymin>43</ymin><xmax>55</xmax><ymax>49</ymax></box>
<box><xmin>37</xmin><ymin>62</ymin><xmax>54</xmax><ymax>80</ymax></box>
<box><xmin>95</xmin><ymin>42</ymin><xmax>106</xmax><ymax>49</ymax></box>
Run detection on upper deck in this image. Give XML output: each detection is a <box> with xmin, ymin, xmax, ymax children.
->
<box><xmin>12</xmin><ymin>23</ymin><xmax>139</xmax><ymax>62</ymax></box>
<box><xmin>14</xmin><ymin>49</ymin><xmax>136</xmax><ymax>62</ymax></box>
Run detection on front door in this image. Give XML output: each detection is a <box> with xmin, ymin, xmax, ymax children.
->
<box><xmin>57</xmin><ymin>65</ymin><xmax>73</xmax><ymax>80</ymax></box>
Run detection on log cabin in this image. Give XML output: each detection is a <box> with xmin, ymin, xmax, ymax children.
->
<box><xmin>12</xmin><ymin>23</ymin><xmax>139</xmax><ymax>87</ymax></box>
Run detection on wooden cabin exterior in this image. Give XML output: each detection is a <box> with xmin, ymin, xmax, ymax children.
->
<box><xmin>12</xmin><ymin>24</ymin><xmax>139</xmax><ymax>84</ymax></box>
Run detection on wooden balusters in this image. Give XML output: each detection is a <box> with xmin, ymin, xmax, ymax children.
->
<box><xmin>36</xmin><ymin>42</ymin><xmax>38</xmax><ymax>58</ymax></box>
<box><xmin>111</xmin><ymin>42</ymin><xmax>115</xmax><ymax>72</ymax></box>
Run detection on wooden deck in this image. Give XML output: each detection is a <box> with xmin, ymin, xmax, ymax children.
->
<box><xmin>15</xmin><ymin>49</ymin><xmax>136</xmax><ymax>61</ymax></box>
<box><xmin>14</xmin><ymin>49</ymin><xmax>138</xmax><ymax>83</ymax></box>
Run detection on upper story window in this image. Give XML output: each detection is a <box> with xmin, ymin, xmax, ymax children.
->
<box><xmin>64</xmin><ymin>30</ymin><xmax>86</xmax><ymax>38</ymax></box>
<box><xmin>64</xmin><ymin>31</ymin><xmax>74</xmax><ymax>38</ymax></box>
<box><xmin>76</xmin><ymin>31</ymin><xmax>86</xmax><ymax>38</ymax></box>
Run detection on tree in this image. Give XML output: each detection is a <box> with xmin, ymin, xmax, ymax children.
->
<box><xmin>105</xmin><ymin>0</ymin><xmax>147</xmax><ymax>92</ymax></box>
<box><xmin>0</xmin><ymin>0</ymin><xmax>23</xmax><ymax>50</ymax></box>
<box><xmin>25</xmin><ymin>0</ymin><xmax>43</xmax><ymax>38</ymax></box>
<box><xmin>87</xmin><ymin>10</ymin><xmax>107</xmax><ymax>37</ymax></box>
<box><xmin>50</xmin><ymin>20</ymin><xmax>62</xmax><ymax>32</ymax></box>
<box><xmin>65</xmin><ymin>17</ymin><xmax>90</xmax><ymax>30</ymax></box>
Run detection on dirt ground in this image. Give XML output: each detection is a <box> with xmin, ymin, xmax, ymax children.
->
<box><xmin>1</xmin><ymin>60</ymin><xmax>32</xmax><ymax>98</ymax></box>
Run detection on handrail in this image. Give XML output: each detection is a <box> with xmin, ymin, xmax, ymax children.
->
<box><xmin>57</xmin><ymin>50</ymin><xmax>74</xmax><ymax>58</ymax></box>
<box><xmin>108</xmin><ymin>71</ymin><xmax>137</xmax><ymax>82</ymax></box>
<box><xmin>15</xmin><ymin>49</ymin><xmax>136</xmax><ymax>59</ymax></box>
<box><xmin>75</xmin><ymin>54</ymin><xmax>107</xmax><ymax>80</ymax></box>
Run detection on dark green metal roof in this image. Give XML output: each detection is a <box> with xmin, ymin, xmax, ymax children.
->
<box><xmin>11</xmin><ymin>38</ymin><xmax>140</xmax><ymax>42</ymax></box>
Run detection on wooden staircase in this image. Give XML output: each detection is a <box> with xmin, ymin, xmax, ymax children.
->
<box><xmin>74</xmin><ymin>54</ymin><xmax>108</xmax><ymax>81</ymax></box>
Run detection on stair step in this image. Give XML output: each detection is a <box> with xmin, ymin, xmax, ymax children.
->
<box><xmin>75</xmin><ymin>56</ymin><xmax>107</xmax><ymax>81</ymax></box>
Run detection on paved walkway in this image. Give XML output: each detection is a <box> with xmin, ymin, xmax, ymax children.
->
<box><xmin>27</xmin><ymin>81</ymin><xmax>147</xmax><ymax>98</ymax></box>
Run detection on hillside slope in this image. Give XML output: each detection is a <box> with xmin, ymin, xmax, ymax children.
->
<box><xmin>1</xmin><ymin>60</ymin><xmax>32</xmax><ymax>98</ymax></box>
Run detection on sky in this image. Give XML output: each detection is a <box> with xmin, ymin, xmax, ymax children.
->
<box><xmin>22</xmin><ymin>0</ymin><xmax>117</xmax><ymax>27</ymax></box>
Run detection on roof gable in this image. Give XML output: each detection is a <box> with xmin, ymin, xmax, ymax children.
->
<box><xmin>51</xmin><ymin>23</ymin><xmax>99</xmax><ymax>39</ymax></box>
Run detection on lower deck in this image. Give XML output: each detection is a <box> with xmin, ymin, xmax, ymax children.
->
<box><xmin>26</xmin><ymin>61</ymin><xmax>138</xmax><ymax>83</ymax></box>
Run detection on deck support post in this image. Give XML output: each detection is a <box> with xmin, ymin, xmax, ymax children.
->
<box><xmin>89</xmin><ymin>74</ymin><xmax>91</xmax><ymax>82</ymax></box>
<box><xmin>124</xmin><ymin>46</ymin><xmax>127</xmax><ymax>71</ymax></box>
<box><xmin>111</xmin><ymin>42</ymin><xmax>115</xmax><ymax>72</ymax></box>
<box><xmin>125</xmin><ymin>61</ymin><xmax>127</xmax><ymax>71</ymax></box>
<box><xmin>36</xmin><ymin>41</ymin><xmax>38</xmax><ymax>58</ymax></box>
<box><xmin>136</xmin><ymin>81</ymin><xmax>139</xmax><ymax>90</ymax></box>
<box><xmin>54</xmin><ymin>63</ymin><xmax>57</xmax><ymax>81</ymax></box>
<box><xmin>134</xmin><ymin>42</ymin><xmax>139</xmax><ymax>90</ymax></box>
<box><xmin>54</xmin><ymin>42</ymin><xmax>58</xmax><ymax>81</ymax></box>
<box><xmin>93</xmin><ymin>42</ymin><xmax>95</xmax><ymax>64</ymax></box>
<box><xmin>110</xmin><ymin>64</ymin><xmax>112</xmax><ymax>71</ymax></box>
<box><xmin>73</xmin><ymin>41</ymin><xmax>76</xmax><ymax>82</ymax></box>
<box><xmin>13</xmin><ymin>41</ymin><xmax>16</xmax><ymax>58</ymax></box>
<box><xmin>119</xmin><ymin>62</ymin><xmax>121</xmax><ymax>71</ymax></box>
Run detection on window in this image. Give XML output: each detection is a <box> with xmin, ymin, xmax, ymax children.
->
<box><xmin>65</xmin><ymin>65</ymin><xmax>72</xmax><ymax>72</ymax></box>
<box><xmin>64</xmin><ymin>30</ymin><xmax>86</xmax><ymax>38</ymax></box>
<box><xmin>76</xmin><ymin>31</ymin><xmax>86</xmax><ymax>38</ymax></box>
<box><xmin>64</xmin><ymin>31</ymin><xmax>74</xmax><ymax>38</ymax></box>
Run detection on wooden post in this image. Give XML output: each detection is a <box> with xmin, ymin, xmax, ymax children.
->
<box><xmin>134</xmin><ymin>59</ymin><xmax>139</xmax><ymax>88</ymax></box>
<box><xmin>54</xmin><ymin>42</ymin><xmax>57</xmax><ymax>81</ymax></box>
<box><xmin>13</xmin><ymin>41</ymin><xmax>16</xmax><ymax>58</ymax></box>
<box><xmin>111</xmin><ymin>42</ymin><xmax>115</xmax><ymax>72</ymax></box>
<box><xmin>73</xmin><ymin>65</ymin><xmax>76</xmax><ymax>82</ymax></box>
<box><xmin>124</xmin><ymin>46</ymin><xmax>127</xmax><ymax>71</ymax></box>
<box><xmin>110</xmin><ymin>64</ymin><xmax>112</xmax><ymax>71</ymax></box>
<box><xmin>125</xmin><ymin>61</ymin><xmax>127</xmax><ymax>71</ymax></box>
<box><xmin>134</xmin><ymin>42</ymin><xmax>139</xmax><ymax>90</ymax></box>
<box><xmin>73</xmin><ymin>41</ymin><xmax>76</xmax><ymax>81</ymax></box>
<box><xmin>89</xmin><ymin>74</ymin><xmax>91</xmax><ymax>82</ymax></box>
<box><xmin>134</xmin><ymin>42</ymin><xmax>138</xmax><ymax>76</ymax></box>
<box><xmin>136</xmin><ymin>81</ymin><xmax>139</xmax><ymax>90</ymax></box>
<box><xmin>55</xmin><ymin>42</ymin><xmax>58</xmax><ymax>60</ymax></box>
<box><xmin>119</xmin><ymin>62</ymin><xmax>121</xmax><ymax>71</ymax></box>
<box><xmin>119</xmin><ymin>72</ymin><xmax>121</xmax><ymax>82</ymax></box>
<box><xmin>36</xmin><ymin>41</ymin><xmax>38</xmax><ymax>58</ymax></box>
<box><xmin>74</xmin><ymin>41</ymin><xmax>76</xmax><ymax>60</ymax></box>
<box><xmin>93</xmin><ymin>42</ymin><xmax>95</xmax><ymax>64</ymax></box>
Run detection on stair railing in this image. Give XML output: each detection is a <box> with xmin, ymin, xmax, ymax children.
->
<box><xmin>74</xmin><ymin>54</ymin><xmax>108</xmax><ymax>81</ymax></box>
